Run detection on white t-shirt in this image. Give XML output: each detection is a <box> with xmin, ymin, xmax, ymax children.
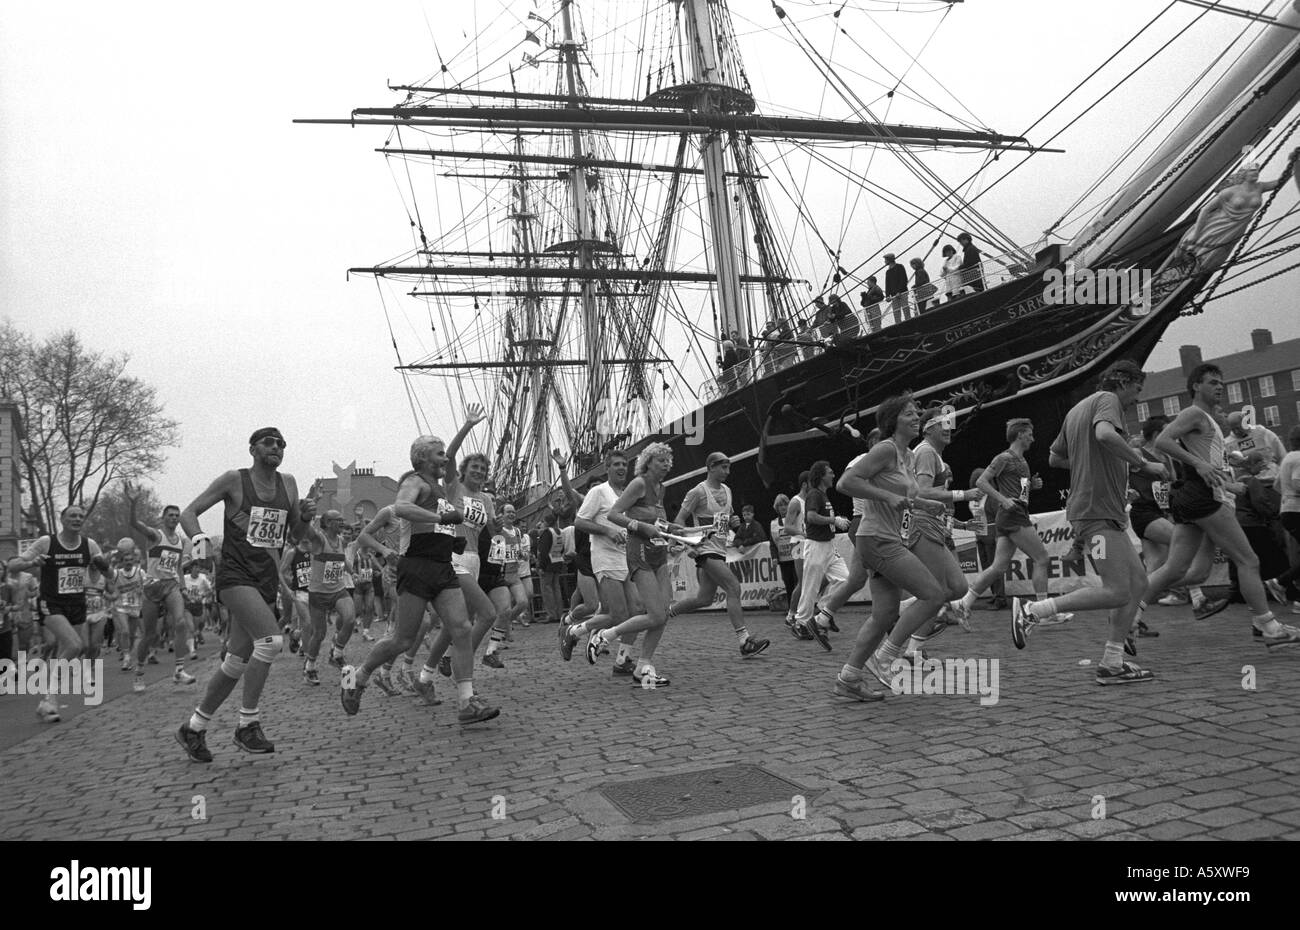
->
<box><xmin>578</xmin><ymin>482</ymin><xmax>625</xmax><ymax>574</ymax></box>
<box><xmin>184</xmin><ymin>573</ymin><xmax>214</xmax><ymax>602</ymax></box>
<box><xmin>786</xmin><ymin>493</ymin><xmax>806</xmax><ymax>540</ymax></box>
<box><xmin>1277</xmin><ymin>450</ymin><xmax>1300</xmax><ymax>514</ymax></box>
<box><xmin>1226</xmin><ymin>424</ymin><xmax>1285</xmax><ymax>478</ymax></box>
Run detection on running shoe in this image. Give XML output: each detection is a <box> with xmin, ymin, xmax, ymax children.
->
<box><xmin>35</xmin><ymin>699</ymin><xmax>60</xmax><ymax>723</ymax></box>
<box><xmin>1124</xmin><ymin>632</ymin><xmax>1138</xmax><ymax>657</ymax></box>
<box><xmin>863</xmin><ymin>655</ymin><xmax>893</xmax><ymax>689</ymax></box>
<box><xmin>1192</xmin><ymin>597</ymin><xmax>1229</xmax><ymax>621</ymax></box>
<box><xmin>1136</xmin><ymin>619</ymin><xmax>1159</xmax><ymax>638</ymax></box>
<box><xmin>948</xmin><ymin>599</ymin><xmax>973</xmax><ymax>632</ymax></box>
<box><xmin>1035</xmin><ymin>612</ymin><xmax>1073</xmax><ymax>627</ymax></box>
<box><xmin>147</xmin><ymin>653</ymin><xmax>159</xmax><ymax>665</ymax></box>
<box><xmin>611</xmin><ymin>656</ymin><xmax>636</xmax><ymax>676</ymax></box>
<box><xmin>1157</xmin><ymin>591</ymin><xmax>1189</xmax><ymax>606</ymax></box>
<box><xmin>175</xmin><ymin>724</ymin><xmax>212</xmax><ymax>763</ymax></box>
<box><xmin>913</xmin><ymin>615</ymin><xmax>948</xmax><ymax>642</ymax></box>
<box><xmin>790</xmin><ymin>621</ymin><xmax>815</xmax><ymax>641</ymax></box>
<box><xmin>457</xmin><ymin>696</ymin><xmax>500</xmax><ymax>725</ymax></box>
<box><xmin>740</xmin><ymin>636</ymin><xmax>771</xmax><ymax>658</ymax></box>
<box><xmin>816</xmin><ymin>609</ymin><xmax>839</xmax><ymax>633</ymax></box>
<box><xmin>411</xmin><ymin>676</ymin><xmax>443</xmax><ymax>706</ymax></box>
<box><xmin>328</xmin><ymin>647</ymin><xmax>346</xmax><ymax>669</ymax></box>
<box><xmin>833</xmin><ymin>673</ymin><xmax>886</xmax><ymax>702</ymax></box>
<box><xmin>361</xmin><ymin>630</ymin><xmax>375</xmax><ymax>642</ymax></box>
<box><xmin>807</xmin><ymin>621</ymin><xmax>832</xmax><ymax>652</ymax></box>
<box><xmin>195</xmin><ymin>632</ymin><xmax>205</xmax><ymax>645</ymax></box>
<box><xmin>133</xmin><ymin>676</ymin><xmax>146</xmax><ymax>693</ymax></box>
<box><xmin>902</xmin><ymin>647</ymin><xmax>927</xmax><ymax>665</ymax></box>
<box><xmin>391</xmin><ymin>666</ymin><xmax>415</xmax><ymax>693</ymax></box>
<box><xmin>438</xmin><ymin>656</ymin><xmax>453</xmax><ymax>678</ymax></box>
<box><xmin>173</xmin><ymin>668</ymin><xmax>196</xmax><ymax>685</ymax></box>
<box><xmin>340</xmin><ymin>669</ymin><xmax>365</xmax><ymax>715</ymax></box>
<box><xmin>1095</xmin><ymin>661</ymin><xmax>1155</xmax><ymax>685</ymax></box>
<box><xmin>1010</xmin><ymin>597</ymin><xmax>1033</xmax><ymax>650</ymax></box>
<box><xmin>632</xmin><ymin>665</ymin><xmax>670</xmax><ymax>688</ymax></box>
<box><xmin>1264</xmin><ymin>579</ymin><xmax>1288</xmax><ymax>604</ymax></box>
<box><xmin>188</xmin><ymin>648</ymin><xmax>199</xmax><ymax>661</ymax></box>
<box><xmin>1261</xmin><ymin>622</ymin><xmax>1300</xmax><ymax>650</ymax></box>
<box><xmin>288</xmin><ymin>630</ymin><xmax>300</xmax><ymax>653</ymax></box>
<box><xmin>586</xmin><ymin>630</ymin><xmax>607</xmax><ymax>665</ymax></box>
<box><xmin>120</xmin><ymin>657</ymin><xmax>132</xmax><ymax>673</ymax></box>
<box><xmin>559</xmin><ymin>624</ymin><xmax>579</xmax><ymax>662</ymax></box>
<box><xmin>304</xmin><ymin>667</ymin><xmax>320</xmax><ymax>686</ymax></box>
<box><xmin>482</xmin><ymin>651</ymin><xmax>505</xmax><ymax>669</ymax></box>
<box><xmin>371</xmin><ymin>670</ymin><xmax>400</xmax><ymax>697</ymax></box>
<box><xmin>233</xmin><ymin>722</ymin><xmax>275</xmax><ymax>753</ymax></box>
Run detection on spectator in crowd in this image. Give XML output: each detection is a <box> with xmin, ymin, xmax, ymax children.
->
<box><xmin>1266</xmin><ymin>425</ymin><xmax>1300</xmax><ymax>608</ymax></box>
<box><xmin>941</xmin><ymin>244</ymin><xmax>963</xmax><ymax>301</ymax></box>
<box><xmin>863</xmin><ymin>276</ymin><xmax>885</xmax><ymax>331</ymax></box>
<box><xmin>968</xmin><ymin>466</ymin><xmax>1006</xmax><ymax>609</ymax></box>
<box><xmin>811</xmin><ymin>296</ymin><xmax>833</xmax><ymax>330</ymax></box>
<box><xmin>1224</xmin><ymin>409</ymin><xmax>1285</xmax><ymax>479</ymax></box>
<box><xmin>718</xmin><ymin>335</ymin><xmax>737</xmax><ymax>372</ymax></box>
<box><xmin>537</xmin><ymin>510</ymin><xmax>566</xmax><ymax>623</ymax></box>
<box><xmin>884</xmin><ymin>253</ymin><xmax>909</xmax><ymax>323</ymax></box>
<box><xmin>910</xmin><ymin>257</ymin><xmax>933</xmax><ymax>313</ymax></box>
<box><xmin>733</xmin><ymin>504</ymin><xmax>768</xmax><ymax>547</ymax></box>
<box><xmin>957</xmin><ymin>232</ymin><xmax>985</xmax><ymax>293</ymax></box>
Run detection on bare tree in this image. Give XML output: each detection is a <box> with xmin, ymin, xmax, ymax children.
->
<box><xmin>82</xmin><ymin>481</ymin><xmax>165</xmax><ymax>550</ymax></box>
<box><xmin>0</xmin><ymin>322</ymin><xmax>180</xmax><ymax>533</ymax></box>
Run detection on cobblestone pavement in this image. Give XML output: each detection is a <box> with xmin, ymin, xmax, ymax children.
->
<box><xmin>2</xmin><ymin>601</ymin><xmax>1297</xmax><ymax>840</ymax></box>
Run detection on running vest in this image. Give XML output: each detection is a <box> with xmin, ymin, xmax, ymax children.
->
<box><xmin>218</xmin><ymin>468</ymin><xmax>293</xmax><ymax>590</ymax></box>
<box><xmin>116</xmin><ymin>565</ymin><xmax>144</xmax><ymax>612</ymax></box>
<box><xmin>486</xmin><ymin>526</ymin><xmax>522</xmax><ymax>579</ymax></box>
<box><xmin>857</xmin><ymin>439</ymin><xmax>919</xmax><ymax>542</ymax></box>
<box><xmin>405</xmin><ymin>477</ymin><xmax>458</xmax><ymax>562</ymax></box>
<box><xmin>1180</xmin><ymin>413</ymin><xmax>1233</xmax><ymax>505</ymax></box>
<box><xmin>309</xmin><ymin>531</ymin><xmax>347</xmax><ymax>594</ymax></box>
<box><xmin>548</xmin><ymin>527</ymin><xmax>564</xmax><ymax>562</ymax></box>
<box><xmin>290</xmin><ymin>546</ymin><xmax>312</xmax><ymax>591</ymax></box>
<box><xmin>686</xmin><ymin>481</ymin><xmax>732</xmax><ymax>556</ymax></box>
<box><xmin>454</xmin><ymin>486</ymin><xmax>491</xmax><ymax>549</ymax></box>
<box><xmin>1130</xmin><ymin>447</ymin><xmax>1172</xmax><ymax>512</ymax></box>
<box><xmin>85</xmin><ymin>569</ymin><xmax>108</xmax><ymax>617</ymax></box>
<box><xmin>147</xmin><ymin>526</ymin><xmax>186</xmax><ymax>581</ymax></box>
<box><xmin>40</xmin><ymin>534</ymin><xmax>91</xmax><ymax>602</ymax></box>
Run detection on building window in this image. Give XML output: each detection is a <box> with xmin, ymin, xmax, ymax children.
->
<box><xmin>1260</xmin><ymin>375</ymin><xmax>1275</xmax><ymax>398</ymax></box>
<box><xmin>1227</xmin><ymin>382</ymin><xmax>1243</xmax><ymax>405</ymax></box>
<box><xmin>1264</xmin><ymin>405</ymin><xmax>1280</xmax><ymax>427</ymax></box>
<box><xmin>1163</xmin><ymin>396</ymin><xmax>1181</xmax><ymax>417</ymax></box>
<box><xmin>1136</xmin><ymin>402</ymin><xmax>1149</xmax><ymax>422</ymax></box>
<box><xmin>1293</xmin><ymin>369</ymin><xmax>1300</xmax><ymax>393</ymax></box>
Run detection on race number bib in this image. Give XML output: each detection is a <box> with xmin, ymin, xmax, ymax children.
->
<box><xmin>488</xmin><ymin>538</ymin><xmax>507</xmax><ymax>565</ymax></box>
<box><xmin>944</xmin><ymin>513</ymin><xmax>955</xmax><ymax>536</ymax></box>
<box><xmin>86</xmin><ymin>590</ymin><xmax>105</xmax><ymax>613</ymax></box>
<box><xmin>461</xmin><ymin>497</ymin><xmax>488</xmax><ymax>527</ymax></box>
<box><xmin>899</xmin><ymin>509</ymin><xmax>913</xmax><ymax>539</ymax></box>
<box><xmin>120</xmin><ymin>588</ymin><xmax>141</xmax><ymax>610</ymax></box>
<box><xmin>247</xmin><ymin>506</ymin><xmax>288</xmax><ymax>548</ymax></box>
<box><xmin>155</xmin><ymin>547</ymin><xmax>181</xmax><ymax>576</ymax></box>
<box><xmin>1238</xmin><ymin>438</ymin><xmax>1256</xmax><ymax>452</ymax></box>
<box><xmin>1152</xmin><ymin>481</ymin><xmax>1170</xmax><ymax>511</ymax></box>
<box><xmin>57</xmin><ymin>566</ymin><xmax>86</xmax><ymax>595</ymax></box>
<box><xmin>322</xmin><ymin>559</ymin><xmax>344</xmax><ymax>585</ymax></box>
<box><xmin>294</xmin><ymin>564</ymin><xmax>311</xmax><ymax>588</ymax></box>
<box><xmin>1019</xmin><ymin>477</ymin><xmax>1031</xmax><ymax>503</ymax></box>
<box><xmin>712</xmin><ymin>511</ymin><xmax>729</xmax><ymax>534</ymax></box>
<box><xmin>776</xmin><ymin>531</ymin><xmax>792</xmax><ymax>560</ymax></box>
<box><xmin>434</xmin><ymin>499</ymin><xmax>458</xmax><ymax>536</ymax></box>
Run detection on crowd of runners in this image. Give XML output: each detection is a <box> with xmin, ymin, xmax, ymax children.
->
<box><xmin>4</xmin><ymin>358</ymin><xmax>1299</xmax><ymax>761</ymax></box>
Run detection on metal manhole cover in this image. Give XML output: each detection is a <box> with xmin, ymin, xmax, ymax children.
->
<box><xmin>598</xmin><ymin>764</ymin><xmax>821</xmax><ymax>823</ymax></box>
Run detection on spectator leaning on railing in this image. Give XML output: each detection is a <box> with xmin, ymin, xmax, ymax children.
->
<box><xmin>910</xmin><ymin>257</ymin><xmax>933</xmax><ymax>314</ymax></box>
<box><xmin>957</xmin><ymin>232</ymin><xmax>985</xmax><ymax>293</ymax></box>
<box><xmin>884</xmin><ymin>253</ymin><xmax>909</xmax><ymax>322</ymax></box>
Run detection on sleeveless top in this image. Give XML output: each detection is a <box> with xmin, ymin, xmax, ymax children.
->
<box><xmin>309</xmin><ymin>530</ymin><xmax>347</xmax><ymax>594</ymax></box>
<box><xmin>40</xmin><ymin>534</ymin><xmax>90</xmax><ymax>602</ymax></box>
<box><xmin>217</xmin><ymin>468</ymin><xmax>292</xmax><ymax>592</ymax></box>
<box><xmin>290</xmin><ymin>546</ymin><xmax>312</xmax><ymax>591</ymax></box>
<box><xmin>857</xmin><ymin>439</ymin><xmax>919</xmax><ymax>543</ymax></box>
<box><xmin>146</xmin><ymin>526</ymin><xmax>186</xmax><ymax>581</ymax></box>
<box><xmin>452</xmin><ymin>483</ymin><xmax>492</xmax><ymax>550</ymax></box>
<box><xmin>626</xmin><ymin>477</ymin><xmax>669</xmax><ymax>566</ymax></box>
<box><xmin>115</xmin><ymin>565</ymin><xmax>145</xmax><ymax>612</ymax></box>
<box><xmin>1130</xmin><ymin>447</ymin><xmax>1173</xmax><ymax>513</ymax></box>
<box><xmin>404</xmin><ymin>475</ymin><xmax>458</xmax><ymax>562</ymax></box>
<box><xmin>685</xmin><ymin>481</ymin><xmax>732</xmax><ymax>557</ymax></box>
<box><xmin>912</xmin><ymin>440</ymin><xmax>954</xmax><ymax>539</ymax></box>
<box><xmin>1181</xmin><ymin>413</ymin><xmax>1233</xmax><ymax>505</ymax></box>
<box><xmin>486</xmin><ymin>526</ymin><xmax>523</xmax><ymax>581</ymax></box>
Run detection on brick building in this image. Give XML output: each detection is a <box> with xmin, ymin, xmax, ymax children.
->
<box><xmin>308</xmin><ymin>462</ymin><xmax>398</xmax><ymax>536</ymax></box>
<box><xmin>1129</xmin><ymin>328</ymin><xmax>1300</xmax><ymax>444</ymax></box>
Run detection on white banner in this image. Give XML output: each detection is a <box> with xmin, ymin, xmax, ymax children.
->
<box><xmin>678</xmin><ymin>510</ymin><xmax>1229</xmax><ymax>609</ymax></box>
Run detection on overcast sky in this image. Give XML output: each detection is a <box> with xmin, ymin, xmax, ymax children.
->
<box><xmin>4</xmin><ymin>0</ymin><xmax>1299</xmax><ymax>535</ymax></box>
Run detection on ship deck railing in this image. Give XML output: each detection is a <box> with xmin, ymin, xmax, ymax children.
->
<box><xmin>701</xmin><ymin>251</ymin><xmax>1036</xmax><ymax>401</ymax></box>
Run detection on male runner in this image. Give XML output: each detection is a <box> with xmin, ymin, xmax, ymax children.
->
<box><xmin>174</xmin><ymin>427</ymin><xmax>315</xmax><ymax>762</ymax></box>
<box><xmin>301</xmin><ymin>509</ymin><xmax>358</xmax><ymax>679</ymax></box>
<box><xmin>126</xmin><ymin>487</ymin><xmax>195</xmax><ymax>687</ymax></box>
<box><xmin>664</xmin><ymin>452</ymin><xmax>770</xmax><ymax>657</ymax></box>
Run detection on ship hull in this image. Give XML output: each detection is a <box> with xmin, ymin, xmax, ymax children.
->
<box><xmin>615</xmin><ymin>223</ymin><xmax>1201</xmax><ymax>519</ymax></box>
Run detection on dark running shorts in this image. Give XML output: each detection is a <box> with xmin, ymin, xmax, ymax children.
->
<box><xmin>693</xmin><ymin>552</ymin><xmax>726</xmax><ymax>569</ymax></box>
<box><xmin>1129</xmin><ymin>504</ymin><xmax>1167</xmax><ymax>541</ymax></box>
<box><xmin>995</xmin><ymin>503</ymin><xmax>1032</xmax><ymax>536</ymax></box>
<box><xmin>38</xmin><ymin>596</ymin><xmax>87</xmax><ymax>627</ymax></box>
<box><xmin>575</xmin><ymin>552</ymin><xmax>594</xmax><ymax>578</ymax></box>
<box><xmin>627</xmin><ymin>536</ymin><xmax>668</xmax><ymax>574</ymax></box>
<box><xmin>1169</xmin><ymin>478</ymin><xmax>1222</xmax><ymax>525</ymax></box>
<box><xmin>308</xmin><ymin>589</ymin><xmax>351</xmax><ymax>613</ymax></box>
<box><xmin>396</xmin><ymin>556</ymin><xmax>460</xmax><ymax>600</ymax></box>
<box><xmin>478</xmin><ymin>572</ymin><xmax>508</xmax><ymax>592</ymax></box>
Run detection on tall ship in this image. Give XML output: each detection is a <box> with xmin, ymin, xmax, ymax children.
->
<box><xmin>300</xmin><ymin>0</ymin><xmax>1300</xmax><ymax>515</ymax></box>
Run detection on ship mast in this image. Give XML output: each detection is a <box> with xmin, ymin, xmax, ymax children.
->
<box><xmin>559</xmin><ymin>0</ymin><xmax>605</xmax><ymax>429</ymax></box>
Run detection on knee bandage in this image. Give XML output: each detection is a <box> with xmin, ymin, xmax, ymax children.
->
<box><xmin>252</xmin><ymin>635</ymin><xmax>283</xmax><ymax>663</ymax></box>
<box><xmin>221</xmin><ymin>652</ymin><xmax>248</xmax><ymax>679</ymax></box>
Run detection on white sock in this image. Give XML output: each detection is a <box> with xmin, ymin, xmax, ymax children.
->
<box><xmin>616</xmin><ymin>644</ymin><xmax>632</xmax><ymax>663</ymax></box>
<box><xmin>456</xmin><ymin>680</ymin><xmax>474</xmax><ymax>704</ymax></box>
<box><xmin>960</xmin><ymin>588</ymin><xmax>978</xmax><ymax>610</ymax></box>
